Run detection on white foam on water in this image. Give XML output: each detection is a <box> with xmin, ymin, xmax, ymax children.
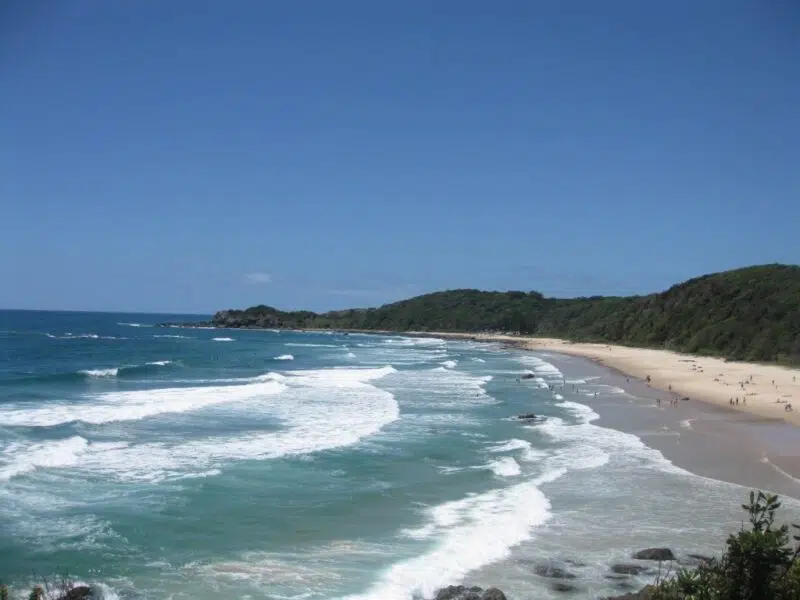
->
<box><xmin>383</xmin><ymin>337</ymin><xmax>446</xmax><ymax>347</ymax></box>
<box><xmin>31</xmin><ymin>366</ymin><xmax>399</xmax><ymax>482</ymax></box>
<box><xmin>517</xmin><ymin>355</ymin><xmax>565</xmax><ymax>381</ymax></box>
<box><xmin>153</xmin><ymin>334</ymin><xmax>191</xmax><ymax>339</ymax></box>
<box><xmin>486</xmin><ymin>456</ymin><xmax>522</xmax><ymax>477</ymax></box>
<box><xmin>118</xmin><ymin>322</ymin><xmax>149</xmax><ymax>327</ymax></box>
<box><xmin>471</xmin><ymin>357</ymin><xmax>486</xmax><ymax>363</ymax></box>
<box><xmin>384</xmin><ymin>368</ymin><xmax>496</xmax><ymax>411</ymax></box>
<box><xmin>487</xmin><ymin>439</ymin><xmax>545</xmax><ymax>462</ymax></box>
<box><xmin>285</xmin><ymin>343</ymin><xmax>339</xmax><ymax>348</ymax></box>
<box><xmin>213</xmin><ymin>337</ymin><xmax>235</xmax><ymax>342</ymax></box>
<box><xmin>146</xmin><ymin>360</ymin><xmax>173</xmax><ymax>366</ymax></box>
<box><xmin>440</xmin><ymin>360</ymin><xmax>458</xmax><ymax>369</ymax></box>
<box><xmin>347</xmin><ymin>352</ymin><xmax>357</xmax><ymax>358</ymax></box>
<box><xmin>80</xmin><ymin>368</ymin><xmax>119</xmax><ymax>377</ymax></box>
<box><xmin>347</xmin><ymin>476</ymin><xmax>553</xmax><ymax>600</ymax></box>
<box><xmin>535</xmin><ymin>398</ymin><xmax>689</xmax><ymax>477</ymax></box>
<box><xmin>0</xmin><ymin>436</ymin><xmax>89</xmax><ymax>481</ymax></box>
<box><xmin>0</xmin><ymin>379</ymin><xmax>287</xmax><ymax>427</ymax></box>
<box><xmin>274</xmin><ymin>354</ymin><xmax>294</xmax><ymax>361</ymax></box>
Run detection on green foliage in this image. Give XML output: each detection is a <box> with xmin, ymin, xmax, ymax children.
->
<box><xmin>650</xmin><ymin>491</ymin><xmax>800</xmax><ymax>600</ymax></box>
<box><xmin>208</xmin><ymin>264</ymin><xmax>800</xmax><ymax>365</ymax></box>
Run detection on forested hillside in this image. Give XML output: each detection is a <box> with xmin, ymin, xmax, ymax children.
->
<box><xmin>205</xmin><ymin>264</ymin><xmax>800</xmax><ymax>364</ymax></box>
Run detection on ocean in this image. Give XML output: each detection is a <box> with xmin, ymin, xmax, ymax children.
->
<box><xmin>0</xmin><ymin>310</ymin><xmax>790</xmax><ymax>599</ymax></box>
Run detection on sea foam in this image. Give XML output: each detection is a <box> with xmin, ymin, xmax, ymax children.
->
<box><xmin>0</xmin><ymin>379</ymin><xmax>287</xmax><ymax>427</ymax></box>
<box><xmin>0</xmin><ymin>437</ymin><xmax>89</xmax><ymax>481</ymax></box>
<box><xmin>351</xmin><ymin>477</ymin><xmax>553</xmax><ymax>600</ymax></box>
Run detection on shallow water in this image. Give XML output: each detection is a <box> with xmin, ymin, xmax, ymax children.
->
<box><xmin>1</xmin><ymin>310</ymin><xmax>797</xmax><ymax>599</ymax></box>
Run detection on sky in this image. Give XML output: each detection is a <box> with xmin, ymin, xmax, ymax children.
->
<box><xmin>2</xmin><ymin>1</ymin><xmax>799</xmax><ymax>314</ymax></box>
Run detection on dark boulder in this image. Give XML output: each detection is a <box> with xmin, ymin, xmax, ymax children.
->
<box><xmin>551</xmin><ymin>581</ymin><xmax>578</xmax><ymax>592</ymax></box>
<box><xmin>604</xmin><ymin>587</ymin><xmax>653</xmax><ymax>600</ymax></box>
<box><xmin>517</xmin><ymin>413</ymin><xmax>538</xmax><ymax>420</ymax></box>
<box><xmin>534</xmin><ymin>565</ymin><xmax>577</xmax><ymax>579</ymax></box>
<box><xmin>433</xmin><ymin>586</ymin><xmax>506</xmax><ymax>600</ymax></box>
<box><xmin>632</xmin><ymin>548</ymin><xmax>675</xmax><ymax>561</ymax></box>
<box><xmin>61</xmin><ymin>587</ymin><xmax>92</xmax><ymax>600</ymax></box>
<box><xmin>434</xmin><ymin>586</ymin><xmax>482</xmax><ymax>600</ymax></box>
<box><xmin>611</xmin><ymin>563</ymin><xmax>650</xmax><ymax>575</ymax></box>
<box><xmin>521</xmin><ymin>373</ymin><xmax>535</xmax><ymax>379</ymax></box>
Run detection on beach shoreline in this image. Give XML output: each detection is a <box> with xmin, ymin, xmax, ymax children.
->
<box><xmin>401</xmin><ymin>332</ymin><xmax>800</xmax><ymax>429</ymax></box>
<box><xmin>534</xmin><ymin>350</ymin><xmax>800</xmax><ymax>499</ymax></box>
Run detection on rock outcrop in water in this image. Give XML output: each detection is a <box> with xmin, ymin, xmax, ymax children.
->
<box><xmin>632</xmin><ymin>547</ymin><xmax>675</xmax><ymax>561</ymax></box>
<box><xmin>433</xmin><ymin>585</ymin><xmax>507</xmax><ymax>600</ymax></box>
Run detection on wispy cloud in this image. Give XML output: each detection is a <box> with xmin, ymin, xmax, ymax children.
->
<box><xmin>244</xmin><ymin>272</ymin><xmax>272</xmax><ymax>284</ymax></box>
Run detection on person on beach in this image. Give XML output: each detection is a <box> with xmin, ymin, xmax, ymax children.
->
<box><xmin>736</xmin><ymin>397</ymin><xmax>739</xmax><ymax>405</ymax></box>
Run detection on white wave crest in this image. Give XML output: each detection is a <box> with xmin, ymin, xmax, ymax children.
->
<box><xmin>0</xmin><ymin>437</ymin><xmax>89</xmax><ymax>481</ymax></box>
<box><xmin>146</xmin><ymin>360</ymin><xmax>173</xmax><ymax>366</ymax></box>
<box><xmin>80</xmin><ymin>368</ymin><xmax>119</xmax><ymax>378</ymax></box>
<box><xmin>517</xmin><ymin>355</ymin><xmax>564</xmax><ymax>381</ymax></box>
<box><xmin>284</xmin><ymin>343</ymin><xmax>338</xmax><ymax>348</ymax></box>
<box><xmin>352</xmin><ymin>477</ymin><xmax>552</xmax><ymax>600</ymax></box>
<box><xmin>274</xmin><ymin>354</ymin><xmax>294</xmax><ymax>361</ymax></box>
<box><xmin>1</xmin><ymin>366</ymin><xmax>399</xmax><ymax>483</ymax></box>
<box><xmin>213</xmin><ymin>337</ymin><xmax>235</xmax><ymax>342</ymax></box>
<box><xmin>0</xmin><ymin>379</ymin><xmax>287</xmax><ymax>427</ymax></box>
<box><xmin>487</xmin><ymin>438</ymin><xmax>544</xmax><ymax>462</ymax></box>
<box><xmin>486</xmin><ymin>456</ymin><xmax>522</xmax><ymax>477</ymax></box>
<box><xmin>440</xmin><ymin>360</ymin><xmax>458</xmax><ymax>369</ymax></box>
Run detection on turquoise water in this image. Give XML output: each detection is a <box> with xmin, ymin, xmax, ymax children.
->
<box><xmin>0</xmin><ymin>310</ymin><xmax>786</xmax><ymax>599</ymax></box>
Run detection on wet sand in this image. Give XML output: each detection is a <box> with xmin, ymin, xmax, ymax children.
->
<box><xmin>536</xmin><ymin>351</ymin><xmax>800</xmax><ymax>501</ymax></box>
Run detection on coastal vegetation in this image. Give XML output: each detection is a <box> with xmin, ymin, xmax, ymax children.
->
<box><xmin>203</xmin><ymin>264</ymin><xmax>800</xmax><ymax>365</ymax></box>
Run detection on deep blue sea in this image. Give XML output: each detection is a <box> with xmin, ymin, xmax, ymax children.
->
<box><xmin>0</xmin><ymin>310</ymin><xmax>776</xmax><ymax>599</ymax></box>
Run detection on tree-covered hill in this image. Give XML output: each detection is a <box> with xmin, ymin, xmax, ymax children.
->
<box><xmin>204</xmin><ymin>264</ymin><xmax>800</xmax><ymax>364</ymax></box>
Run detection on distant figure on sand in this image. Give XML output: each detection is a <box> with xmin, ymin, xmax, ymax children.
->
<box><xmin>787</xmin><ymin>403</ymin><xmax>794</xmax><ymax>412</ymax></box>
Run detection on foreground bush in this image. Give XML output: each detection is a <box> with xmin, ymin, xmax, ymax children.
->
<box><xmin>651</xmin><ymin>491</ymin><xmax>800</xmax><ymax>600</ymax></box>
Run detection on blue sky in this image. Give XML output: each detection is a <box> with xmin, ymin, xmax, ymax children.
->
<box><xmin>2</xmin><ymin>1</ymin><xmax>798</xmax><ymax>314</ymax></box>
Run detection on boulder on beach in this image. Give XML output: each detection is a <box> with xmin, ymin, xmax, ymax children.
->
<box><xmin>632</xmin><ymin>548</ymin><xmax>675</xmax><ymax>561</ymax></box>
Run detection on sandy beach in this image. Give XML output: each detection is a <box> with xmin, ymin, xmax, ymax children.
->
<box><xmin>414</xmin><ymin>333</ymin><xmax>800</xmax><ymax>428</ymax></box>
